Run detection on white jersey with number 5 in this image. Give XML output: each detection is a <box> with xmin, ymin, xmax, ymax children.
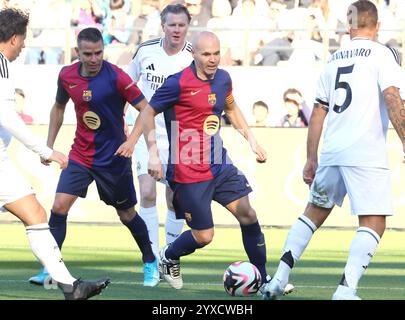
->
<box><xmin>315</xmin><ymin>38</ymin><xmax>403</xmax><ymax>168</ymax></box>
<box><xmin>127</xmin><ymin>38</ymin><xmax>193</xmax><ymax>136</ymax></box>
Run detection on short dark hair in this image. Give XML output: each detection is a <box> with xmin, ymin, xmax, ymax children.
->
<box><xmin>161</xmin><ymin>3</ymin><xmax>191</xmax><ymax>24</ymax></box>
<box><xmin>347</xmin><ymin>0</ymin><xmax>378</xmax><ymax>29</ymax></box>
<box><xmin>77</xmin><ymin>27</ymin><xmax>103</xmax><ymax>47</ymax></box>
<box><xmin>0</xmin><ymin>8</ymin><xmax>29</xmax><ymax>43</ymax></box>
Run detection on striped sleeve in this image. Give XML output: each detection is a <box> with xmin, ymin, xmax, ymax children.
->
<box><xmin>184</xmin><ymin>41</ymin><xmax>192</xmax><ymax>53</ymax></box>
<box><xmin>132</xmin><ymin>38</ymin><xmax>160</xmax><ymax>60</ymax></box>
<box><xmin>0</xmin><ymin>54</ymin><xmax>15</xmax><ymax>103</ymax></box>
<box><xmin>378</xmin><ymin>45</ymin><xmax>403</xmax><ymax>92</ymax></box>
<box><xmin>315</xmin><ymin>98</ymin><xmax>329</xmax><ymax>106</ymax></box>
<box><xmin>386</xmin><ymin>46</ymin><xmax>405</xmax><ymax>99</ymax></box>
<box><xmin>0</xmin><ymin>53</ymin><xmax>9</xmax><ymax>79</ymax></box>
<box><xmin>128</xmin><ymin>51</ymin><xmax>141</xmax><ymax>82</ymax></box>
<box><xmin>386</xmin><ymin>45</ymin><xmax>401</xmax><ymax>65</ymax></box>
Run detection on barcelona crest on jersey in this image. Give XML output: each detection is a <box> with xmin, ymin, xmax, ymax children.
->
<box><xmin>82</xmin><ymin>90</ymin><xmax>92</xmax><ymax>102</ymax></box>
<box><xmin>208</xmin><ymin>93</ymin><xmax>216</xmax><ymax>106</ymax></box>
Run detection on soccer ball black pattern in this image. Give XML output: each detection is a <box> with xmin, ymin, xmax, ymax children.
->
<box><xmin>223</xmin><ymin>261</ymin><xmax>262</xmax><ymax>296</ymax></box>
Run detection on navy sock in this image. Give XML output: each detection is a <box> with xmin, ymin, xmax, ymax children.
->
<box><xmin>240</xmin><ymin>221</ymin><xmax>268</xmax><ymax>281</ymax></box>
<box><xmin>124</xmin><ymin>214</ymin><xmax>155</xmax><ymax>263</ymax></box>
<box><xmin>49</xmin><ymin>211</ymin><xmax>67</xmax><ymax>250</ymax></box>
<box><xmin>165</xmin><ymin>230</ymin><xmax>204</xmax><ymax>261</ymax></box>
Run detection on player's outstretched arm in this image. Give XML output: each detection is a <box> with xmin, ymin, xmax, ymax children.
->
<box><xmin>0</xmin><ymin>99</ymin><xmax>53</xmax><ymax>161</ymax></box>
<box><xmin>115</xmin><ymin>99</ymin><xmax>148</xmax><ymax>158</ymax></box>
<box><xmin>383</xmin><ymin>86</ymin><xmax>405</xmax><ymax>163</ymax></box>
<box><xmin>303</xmin><ymin>103</ymin><xmax>327</xmax><ymax>185</ymax></box>
<box><xmin>141</xmin><ymin>104</ymin><xmax>163</xmax><ymax>180</ymax></box>
<box><xmin>224</xmin><ymin>99</ymin><xmax>267</xmax><ymax>163</ymax></box>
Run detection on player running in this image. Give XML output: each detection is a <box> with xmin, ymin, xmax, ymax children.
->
<box><xmin>0</xmin><ymin>8</ymin><xmax>109</xmax><ymax>300</ymax></box>
<box><xmin>261</xmin><ymin>0</ymin><xmax>405</xmax><ymax>300</ymax></box>
<box><xmin>143</xmin><ymin>31</ymin><xmax>273</xmax><ymax>292</ymax></box>
<box><xmin>28</xmin><ymin>27</ymin><xmax>159</xmax><ymax>288</ymax></box>
<box><xmin>126</xmin><ymin>3</ymin><xmax>193</xmax><ymax>258</ymax></box>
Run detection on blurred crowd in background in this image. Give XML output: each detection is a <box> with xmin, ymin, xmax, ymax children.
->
<box><xmin>1</xmin><ymin>0</ymin><xmax>404</xmax><ymax>67</ymax></box>
<box><xmin>1</xmin><ymin>0</ymin><xmax>404</xmax><ymax>127</ymax></box>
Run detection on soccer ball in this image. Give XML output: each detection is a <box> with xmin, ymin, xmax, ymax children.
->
<box><xmin>223</xmin><ymin>261</ymin><xmax>262</xmax><ymax>296</ymax></box>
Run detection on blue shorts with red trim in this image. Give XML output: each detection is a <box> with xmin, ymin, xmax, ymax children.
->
<box><xmin>170</xmin><ymin>164</ymin><xmax>252</xmax><ymax>230</ymax></box>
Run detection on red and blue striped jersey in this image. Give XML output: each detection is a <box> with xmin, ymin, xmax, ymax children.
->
<box><xmin>149</xmin><ymin>62</ymin><xmax>233</xmax><ymax>184</ymax></box>
<box><xmin>56</xmin><ymin>61</ymin><xmax>144</xmax><ymax>170</ymax></box>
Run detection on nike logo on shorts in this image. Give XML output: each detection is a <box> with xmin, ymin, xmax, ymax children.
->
<box><xmin>116</xmin><ymin>199</ymin><xmax>128</xmax><ymax>205</ymax></box>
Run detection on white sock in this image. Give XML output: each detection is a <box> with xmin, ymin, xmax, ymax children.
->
<box><xmin>274</xmin><ymin>215</ymin><xmax>317</xmax><ymax>287</ymax></box>
<box><xmin>139</xmin><ymin>206</ymin><xmax>159</xmax><ymax>258</ymax></box>
<box><xmin>165</xmin><ymin>210</ymin><xmax>184</xmax><ymax>245</ymax></box>
<box><xmin>342</xmin><ymin>226</ymin><xmax>380</xmax><ymax>289</ymax></box>
<box><xmin>26</xmin><ymin>223</ymin><xmax>76</xmax><ymax>285</ymax></box>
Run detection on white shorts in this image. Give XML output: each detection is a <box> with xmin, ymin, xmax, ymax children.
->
<box><xmin>309</xmin><ymin>166</ymin><xmax>393</xmax><ymax>216</ymax></box>
<box><xmin>0</xmin><ymin>159</ymin><xmax>34</xmax><ymax>208</ymax></box>
<box><xmin>134</xmin><ymin>134</ymin><xmax>169</xmax><ymax>183</ymax></box>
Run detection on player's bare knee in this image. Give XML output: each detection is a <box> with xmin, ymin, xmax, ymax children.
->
<box><xmin>51</xmin><ymin>201</ymin><xmax>69</xmax><ymax>215</ymax></box>
<box><xmin>192</xmin><ymin>229</ymin><xmax>214</xmax><ymax>246</ymax></box>
<box><xmin>247</xmin><ymin>207</ymin><xmax>257</xmax><ymax>221</ymax></box>
<box><xmin>117</xmin><ymin>208</ymin><xmax>136</xmax><ymax>224</ymax></box>
<box><xmin>140</xmin><ymin>190</ymin><xmax>157</xmax><ymax>207</ymax></box>
<box><xmin>237</xmin><ymin>207</ymin><xmax>257</xmax><ymax>225</ymax></box>
<box><xmin>35</xmin><ymin>205</ymin><xmax>47</xmax><ymax>221</ymax></box>
<box><xmin>305</xmin><ymin>203</ymin><xmax>330</xmax><ymax>228</ymax></box>
<box><xmin>165</xmin><ymin>188</ymin><xmax>174</xmax><ymax>211</ymax></box>
<box><xmin>359</xmin><ymin>215</ymin><xmax>386</xmax><ymax>237</ymax></box>
<box><xmin>196</xmin><ymin>235</ymin><xmax>213</xmax><ymax>246</ymax></box>
<box><xmin>25</xmin><ymin>199</ymin><xmax>47</xmax><ymax>225</ymax></box>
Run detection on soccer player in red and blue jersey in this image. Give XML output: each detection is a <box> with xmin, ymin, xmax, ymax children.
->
<box><xmin>29</xmin><ymin>27</ymin><xmax>159</xmax><ymax>288</ymax></box>
<box><xmin>142</xmin><ymin>31</ymin><xmax>269</xmax><ymax>290</ymax></box>
<box><xmin>0</xmin><ymin>9</ymin><xmax>109</xmax><ymax>300</ymax></box>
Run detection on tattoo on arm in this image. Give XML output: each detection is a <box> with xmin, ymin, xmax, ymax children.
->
<box><xmin>384</xmin><ymin>87</ymin><xmax>405</xmax><ymax>142</ymax></box>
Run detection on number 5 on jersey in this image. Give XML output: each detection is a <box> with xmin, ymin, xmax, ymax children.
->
<box><xmin>333</xmin><ymin>64</ymin><xmax>355</xmax><ymax>113</ymax></box>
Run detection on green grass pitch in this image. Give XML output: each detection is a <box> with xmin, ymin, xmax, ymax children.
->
<box><xmin>0</xmin><ymin>223</ymin><xmax>404</xmax><ymax>300</ymax></box>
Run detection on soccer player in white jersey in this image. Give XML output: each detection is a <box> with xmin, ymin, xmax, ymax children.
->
<box><xmin>127</xmin><ymin>3</ymin><xmax>193</xmax><ymax>258</ymax></box>
<box><xmin>261</xmin><ymin>0</ymin><xmax>405</xmax><ymax>300</ymax></box>
<box><xmin>0</xmin><ymin>7</ymin><xmax>109</xmax><ymax>299</ymax></box>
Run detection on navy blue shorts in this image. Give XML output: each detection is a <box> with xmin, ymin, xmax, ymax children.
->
<box><xmin>56</xmin><ymin>160</ymin><xmax>137</xmax><ymax>210</ymax></box>
<box><xmin>170</xmin><ymin>164</ymin><xmax>252</xmax><ymax>230</ymax></box>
